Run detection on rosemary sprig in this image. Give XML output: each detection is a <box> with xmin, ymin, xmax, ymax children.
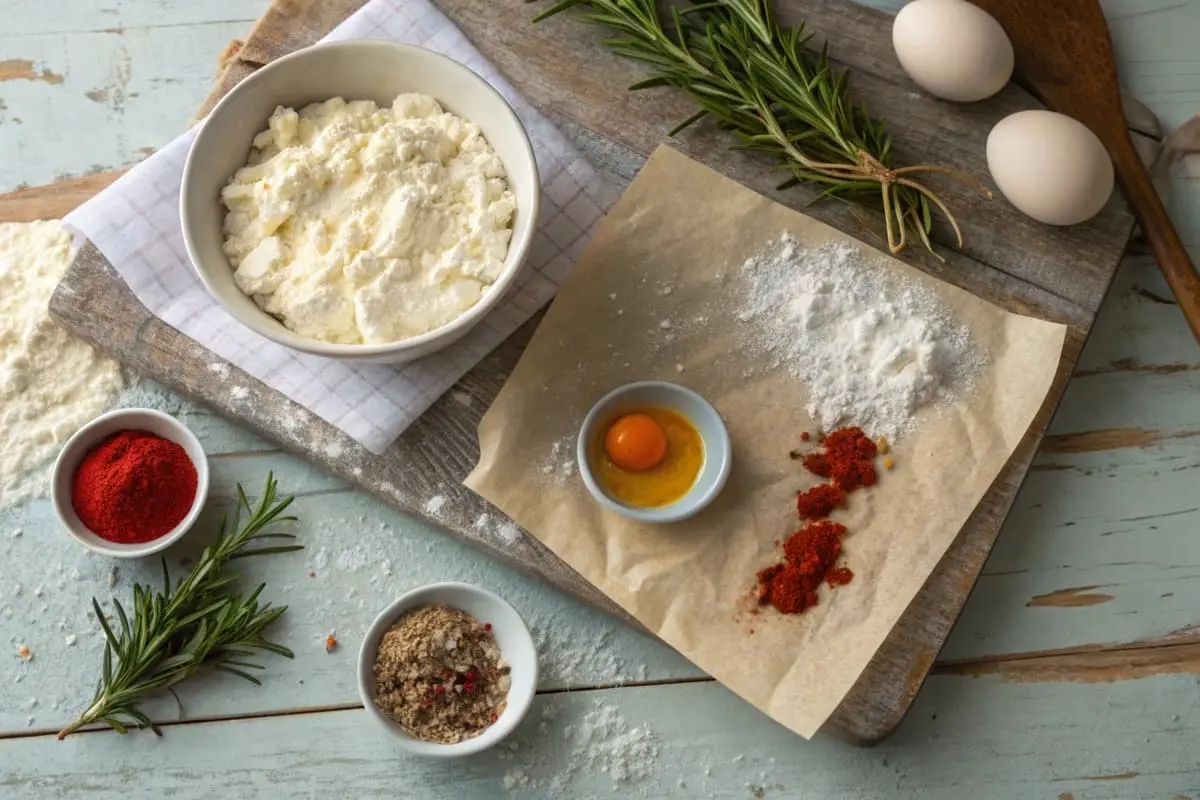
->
<box><xmin>533</xmin><ymin>0</ymin><xmax>989</xmax><ymax>256</ymax></box>
<box><xmin>57</xmin><ymin>474</ymin><xmax>303</xmax><ymax>740</ymax></box>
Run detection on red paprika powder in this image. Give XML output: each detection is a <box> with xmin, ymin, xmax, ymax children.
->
<box><xmin>755</xmin><ymin>427</ymin><xmax>881</xmax><ymax>615</ymax></box>
<box><xmin>757</xmin><ymin>521</ymin><xmax>849</xmax><ymax>613</ymax></box>
<box><xmin>796</xmin><ymin>428</ymin><xmax>878</xmax><ymax>490</ymax></box>
<box><xmin>795</xmin><ymin>483</ymin><xmax>845</xmax><ymax>520</ymax></box>
<box><xmin>71</xmin><ymin>430</ymin><xmax>198</xmax><ymax>544</ymax></box>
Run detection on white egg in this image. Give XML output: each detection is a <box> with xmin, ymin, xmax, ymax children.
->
<box><xmin>892</xmin><ymin>0</ymin><xmax>1014</xmax><ymax>102</ymax></box>
<box><xmin>987</xmin><ymin>110</ymin><xmax>1115</xmax><ymax>226</ymax></box>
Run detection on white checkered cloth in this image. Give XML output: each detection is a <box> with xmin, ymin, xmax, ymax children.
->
<box><xmin>65</xmin><ymin>0</ymin><xmax>616</xmax><ymax>453</ymax></box>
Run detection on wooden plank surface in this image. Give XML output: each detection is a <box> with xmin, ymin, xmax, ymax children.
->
<box><xmin>5</xmin><ymin>676</ymin><xmax>1200</xmax><ymax>799</ymax></box>
<box><xmin>43</xmin><ymin>0</ymin><xmax>1142</xmax><ymax>745</ymax></box>
<box><xmin>3</xmin><ymin>0</ymin><xmax>1200</xmax><ymax>794</ymax></box>
<box><xmin>0</xmin><ymin>170</ymin><xmax>125</xmax><ymax>222</ymax></box>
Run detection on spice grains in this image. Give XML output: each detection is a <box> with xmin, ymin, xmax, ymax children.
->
<box><xmin>373</xmin><ymin>604</ymin><xmax>510</xmax><ymax>744</ymax></box>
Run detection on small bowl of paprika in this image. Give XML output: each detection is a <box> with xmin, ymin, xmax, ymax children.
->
<box><xmin>51</xmin><ymin>408</ymin><xmax>210</xmax><ymax>558</ymax></box>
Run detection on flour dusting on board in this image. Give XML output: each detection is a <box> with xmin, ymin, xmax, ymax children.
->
<box><xmin>738</xmin><ymin>234</ymin><xmax>984</xmax><ymax>439</ymax></box>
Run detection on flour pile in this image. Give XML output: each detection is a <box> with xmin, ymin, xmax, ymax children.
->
<box><xmin>0</xmin><ymin>222</ymin><xmax>126</xmax><ymax>506</ymax></box>
<box><xmin>739</xmin><ymin>235</ymin><xmax>983</xmax><ymax>440</ymax></box>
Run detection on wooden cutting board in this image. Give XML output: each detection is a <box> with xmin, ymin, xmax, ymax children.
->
<box><xmin>43</xmin><ymin>0</ymin><xmax>1139</xmax><ymax>743</ymax></box>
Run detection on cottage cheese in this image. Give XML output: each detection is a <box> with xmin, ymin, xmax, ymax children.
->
<box><xmin>221</xmin><ymin>94</ymin><xmax>516</xmax><ymax>344</ymax></box>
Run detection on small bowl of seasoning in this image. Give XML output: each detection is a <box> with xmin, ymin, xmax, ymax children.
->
<box><xmin>358</xmin><ymin>582</ymin><xmax>537</xmax><ymax>757</ymax></box>
<box><xmin>51</xmin><ymin>408</ymin><xmax>209</xmax><ymax>558</ymax></box>
<box><xmin>577</xmin><ymin>381</ymin><xmax>732</xmax><ymax>524</ymax></box>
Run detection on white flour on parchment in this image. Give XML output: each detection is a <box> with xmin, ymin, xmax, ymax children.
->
<box><xmin>0</xmin><ymin>222</ymin><xmax>126</xmax><ymax>506</ymax></box>
<box><xmin>538</xmin><ymin>434</ymin><xmax>577</xmax><ymax>487</ymax></box>
<box><xmin>738</xmin><ymin>234</ymin><xmax>983</xmax><ymax>440</ymax></box>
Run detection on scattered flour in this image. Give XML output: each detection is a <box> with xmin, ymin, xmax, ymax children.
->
<box><xmin>538</xmin><ymin>435</ymin><xmax>577</xmax><ymax>487</ymax></box>
<box><xmin>738</xmin><ymin>234</ymin><xmax>984</xmax><ymax>440</ymax></box>
<box><xmin>468</xmin><ymin>512</ymin><xmax>523</xmax><ymax>550</ymax></box>
<box><xmin>423</xmin><ymin>495</ymin><xmax>447</xmax><ymax>516</ymax></box>
<box><xmin>496</xmin><ymin>523</ymin><xmax>521</xmax><ymax>546</ymax></box>
<box><xmin>564</xmin><ymin>701</ymin><xmax>659</xmax><ymax>785</ymax></box>
<box><xmin>501</xmin><ymin>699</ymin><xmax>662</xmax><ymax>796</ymax></box>
<box><xmin>0</xmin><ymin>221</ymin><xmax>127</xmax><ymax>506</ymax></box>
<box><xmin>529</xmin><ymin>621</ymin><xmax>628</xmax><ymax>686</ymax></box>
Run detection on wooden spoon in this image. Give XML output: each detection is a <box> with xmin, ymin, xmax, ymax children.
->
<box><xmin>973</xmin><ymin>0</ymin><xmax>1200</xmax><ymax>343</ymax></box>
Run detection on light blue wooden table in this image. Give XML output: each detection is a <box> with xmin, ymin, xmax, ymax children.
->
<box><xmin>2</xmin><ymin>1</ymin><xmax>1199</xmax><ymax>797</ymax></box>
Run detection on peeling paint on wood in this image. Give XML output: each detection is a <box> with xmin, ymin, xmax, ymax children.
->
<box><xmin>1073</xmin><ymin>357</ymin><xmax>1200</xmax><ymax>377</ymax></box>
<box><xmin>0</xmin><ymin>170</ymin><xmax>126</xmax><ymax>222</ymax></box>
<box><xmin>1041</xmin><ymin>427</ymin><xmax>1161</xmax><ymax>452</ymax></box>
<box><xmin>936</xmin><ymin>640</ymin><xmax>1200</xmax><ymax>684</ymax></box>
<box><xmin>1026</xmin><ymin>586</ymin><xmax>1115</xmax><ymax>608</ymax></box>
<box><xmin>1084</xmin><ymin>770</ymin><xmax>1140</xmax><ymax>781</ymax></box>
<box><xmin>1040</xmin><ymin>426</ymin><xmax>1200</xmax><ymax>453</ymax></box>
<box><xmin>1027</xmin><ymin>461</ymin><xmax>1075</xmax><ymax>472</ymax></box>
<box><xmin>0</xmin><ymin>58</ymin><xmax>64</xmax><ymax>84</ymax></box>
<box><xmin>4</xmin><ymin>0</ymin><xmax>1200</xmax><ymax>793</ymax></box>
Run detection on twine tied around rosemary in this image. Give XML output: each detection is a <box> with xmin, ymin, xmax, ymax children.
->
<box><xmin>799</xmin><ymin>150</ymin><xmax>994</xmax><ymax>256</ymax></box>
<box><xmin>534</xmin><ymin>0</ymin><xmax>994</xmax><ymax>259</ymax></box>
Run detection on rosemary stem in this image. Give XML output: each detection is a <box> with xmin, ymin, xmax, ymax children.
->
<box><xmin>534</xmin><ymin>0</ymin><xmax>990</xmax><ymax>256</ymax></box>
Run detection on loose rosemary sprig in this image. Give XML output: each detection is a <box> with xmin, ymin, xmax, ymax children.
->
<box><xmin>533</xmin><ymin>0</ymin><xmax>989</xmax><ymax>256</ymax></box>
<box><xmin>57</xmin><ymin>474</ymin><xmax>303</xmax><ymax>740</ymax></box>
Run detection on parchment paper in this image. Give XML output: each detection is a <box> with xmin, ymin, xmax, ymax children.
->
<box><xmin>465</xmin><ymin>147</ymin><xmax>1067</xmax><ymax>738</ymax></box>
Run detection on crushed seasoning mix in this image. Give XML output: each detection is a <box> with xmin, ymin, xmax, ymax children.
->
<box><xmin>372</xmin><ymin>604</ymin><xmax>510</xmax><ymax>744</ymax></box>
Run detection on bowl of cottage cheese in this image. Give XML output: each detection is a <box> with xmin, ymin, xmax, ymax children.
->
<box><xmin>180</xmin><ymin>40</ymin><xmax>539</xmax><ymax>363</ymax></box>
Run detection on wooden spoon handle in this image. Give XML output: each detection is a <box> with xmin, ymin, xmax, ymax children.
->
<box><xmin>1109</xmin><ymin>130</ymin><xmax>1200</xmax><ymax>344</ymax></box>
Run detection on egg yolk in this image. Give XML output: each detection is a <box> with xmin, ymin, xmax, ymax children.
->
<box><xmin>604</xmin><ymin>413</ymin><xmax>668</xmax><ymax>472</ymax></box>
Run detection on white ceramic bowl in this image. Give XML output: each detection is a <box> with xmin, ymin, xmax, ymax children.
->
<box><xmin>51</xmin><ymin>408</ymin><xmax>210</xmax><ymax>559</ymax></box>
<box><xmin>181</xmin><ymin>39</ymin><xmax>540</xmax><ymax>363</ymax></box>
<box><xmin>358</xmin><ymin>582</ymin><xmax>538</xmax><ymax>757</ymax></box>
<box><xmin>577</xmin><ymin>381</ymin><xmax>732</xmax><ymax>524</ymax></box>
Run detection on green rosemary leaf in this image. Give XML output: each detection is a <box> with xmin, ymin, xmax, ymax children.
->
<box><xmin>100</xmin><ymin>634</ymin><xmax>113</xmax><ymax>688</ymax></box>
<box><xmin>57</xmin><ymin>474</ymin><xmax>302</xmax><ymax>741</ymax></box>
<box><xmin>102</xmin><ymin>716</ymin><xmax>129</xmax><ymax>735</ymax></box>
<box><xmin>228</xmin><ymin>545</ymin><xmax>305</xmax><ymax>559</ymax></box>
<box><xmin>243</xmin><ymin>641</ymin><xmax>295</xmax><ymax>659</ymax></box>
<box><xmin>212</xmin><ymin>665</ymin><xmax>263</xmax><ymax>685</ymax></box>
<box><xmin>532</xmin><ymin>0</ymin><xmax>588</xmax><ymax>23</ymax></box>
<box><xmin>668</xmin><ymin>109</ymin><xmax>708</xmax><ymax>136</ymax></box>
<box><xmin>94</xmin><ymin>600</ymin><xmax>120</xmax><ymax>653</ymax></box>
<box><xmin>113</xmin><ymin>597</ymin><xmax>131</xmax><ymax>640</ymax></box>
<box><xmin>125</xmin><ymin>708</ymin><xmax>160</xmax><ymax>735</ymax></box>
<box><xmin>534</xmin><ymin>0</ymin><xmax>974</xmax><ymax>255</ymax></box>
<box><xmin>629</xmin><ymin>75</ymin><xmax>672</xmax><ymax>90</ymax></box>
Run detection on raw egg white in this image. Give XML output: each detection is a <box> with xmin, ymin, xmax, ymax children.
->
<box><xmin>892</xmin><ymin>0</ymin><xmax>1014</xmax><ymax>102</ymax></box>
<box><xmin>986</xmin><ymin>110</ymin><xmax>1115</xmax><ymax>226</ymax></box>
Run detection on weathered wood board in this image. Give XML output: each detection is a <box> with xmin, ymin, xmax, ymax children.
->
<box><xmin>0</xmin><ymin>170</ymin><xmax>125</xmax><ymax>223</ymax></box>
<box><xmin>46</xmin><ymin>0</ymin><xmax>1139</xmax><ymax>743</ymax></box>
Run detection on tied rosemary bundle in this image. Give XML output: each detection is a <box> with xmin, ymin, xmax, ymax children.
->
<box><xmin>533</xmin><ymin>0</ymin><xmax>989</xmax><ymax>256</ymax></box>
<box><xmin>57</xmin><ymin>474</ymin><xmax>302</xmax><ymax>740</ymax></box>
